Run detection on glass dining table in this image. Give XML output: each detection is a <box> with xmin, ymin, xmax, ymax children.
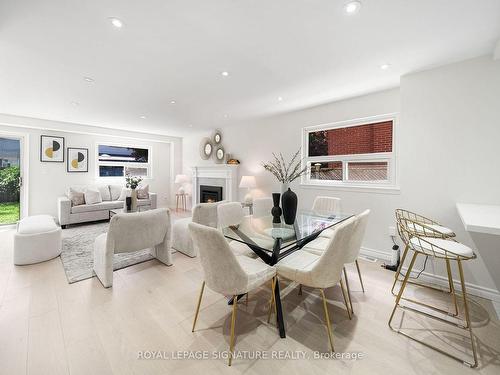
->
<box><xmin>221</xmin><ymin>209</ymin><xmax>353</xmax><ymax>338</ymax></box>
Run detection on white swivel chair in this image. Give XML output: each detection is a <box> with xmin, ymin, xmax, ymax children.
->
<box><xmin>172</xmin><ymin>202</ymin><xmax>222</xmax><ymax>257</ymax></box>
<box><xmin>274</xmin><ymin>216</ymin><xmax>358</xmax><ymax>351</ymax></box>
<box><xmin>189</xmin><ymin>222</ymin><xmax>276</xmax><ymax>366</ymax></box>
<box><xmin>304</xmin><ymin>210</ymin><xmax>370</xmax><ymax>314</ymax></box>
<box><xmin>93</xmin><ymin>208</ymin><xmax>172</xmax><ymax>288</ymax></box>
<box><xmin>253</xmin><ymin>197</ymin><xmax>273</xmax><ymax>218</ymax></box>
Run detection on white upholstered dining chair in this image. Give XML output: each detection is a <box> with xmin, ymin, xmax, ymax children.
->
<box><xmin>172</xmin><ymin>201</ymin><xmax>223</xmax><ymax>257</ymax></box>
<box><xmin>273</xmin><ymin>216</ymin><xmax>358</xmax><ymax>351</ymax></box>
<box><xmin>188</xmin><ymin>222</ymin><xmax>276</xmax><ymax>366</ymax></box>
<box><xmin>93</xmin><ymin>208</ymin><xmax>172</xmax><ymax>288</ymax></box>
<box><xmin>304</xmin><ymin>210</ymin><xmax>370</xmax><ymax>314</ymax></box>
<box><xmin>312</xmin><ymin>196</ymin><xmax>341</xmax><ymax>215</ymax></box>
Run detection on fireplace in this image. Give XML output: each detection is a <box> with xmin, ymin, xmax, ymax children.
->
<box><xmin>200</xmin><ymin>185</ymin><xmax>223</xmax><ymax>203</ymax></box>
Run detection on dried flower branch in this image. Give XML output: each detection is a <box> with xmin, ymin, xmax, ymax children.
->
<box><xmin>262</xmin><ymin>148</ymin><xmax>309</xmax><ymax>184</ymax></box>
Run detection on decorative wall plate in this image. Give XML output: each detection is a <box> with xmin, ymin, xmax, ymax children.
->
<box><xmin>199</xmin><ymin>137</ymin><xmax>213</xmax><ymax>160</ymax></box>
<box><xmin>214</xmin><ymin>146</ymin><xmax>225</xmax><ymax>164</ymax></box>
<box><xmin>212</xmin><ymin>129</ymin><xmax>222</xmax><ymax>144</ymax></box>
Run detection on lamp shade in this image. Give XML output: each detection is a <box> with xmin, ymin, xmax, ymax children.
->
<box><xmin>175</xmin><ymin>174</ymin><xmax>189</xmax><ymax>184</ymax></box>
<box><xmin>239</xmin><ymin>175</ymin><xmax>257</xmax><ymax>189</ymax></box>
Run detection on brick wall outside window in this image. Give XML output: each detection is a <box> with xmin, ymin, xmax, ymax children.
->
<box><xmin>308</xmin><ymin>121</ymin><xmax>393</xmax><ymax>157</ymax></box>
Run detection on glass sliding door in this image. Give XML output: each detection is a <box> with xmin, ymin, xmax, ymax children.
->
<box><xmin>0</xmin><ymin>137</ymin><xmax>21</xmax><ymax>225</ymax></box>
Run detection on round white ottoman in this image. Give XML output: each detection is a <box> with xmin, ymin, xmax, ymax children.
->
<box><xmin>13</xmin><ymin>215</ymin><xmax>62</xmax><ymax>265</ymax></box>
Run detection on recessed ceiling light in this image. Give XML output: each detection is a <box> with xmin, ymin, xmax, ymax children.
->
<box><xmin>140</xmin><ymin>115</ymin><xmax>147</xmax><ymax>119</ymax></box>
<box><xmin>70</xmin><ymin>101</ymin><xmax>80</xmax><ymax>106</ymax></box>
<box><xmin>83</xmin><ymin>76</ymin><xmax>94</xmax><ymax>83</ymax></box>
<box><xmin>344</xmin><ymin>1</ymin><xmax>361</xmax><ymax>14</ymax></box>
<box><xmin>221</xmin><ymin>71</ymin><xmax>229</xmax><ymax>77</ymax></box>
<box><xmin>223</xmin><ymin>114</ymin><xmax>229</xmax><ymax>118</ymax></box>
<box><xmin>170</xmin><ymin>100</ymin><xmax>176</xmax><ymax>104</ymax></box>
<box><xmin>188</xmin><ymin>124</ymin><xmax>193</xmax><ymax>128</ymax></box>
<box><xmin>380</xmin><ymin>63</ymin><xmax>391</xmax><ymax>70</ymax></box>
<box><xmin>108</xmin><ymin>17</ymin><xmax>123</xmax><ymax>28</ymax></box>
<box><xmin>278</xmin><ymin>96</ymin><xmax>283</xmax><ymax>102</ymax></box>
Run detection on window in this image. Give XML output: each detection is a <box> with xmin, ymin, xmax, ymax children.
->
<box><xmin>303</xmin><ymin>116</ymin><xmax>397</xmax><ymax>188</ymax></box>
<box><xmin>96</xmin><ymin>144</ymin><xmax>151</xmax><ymax>178</ymax></box>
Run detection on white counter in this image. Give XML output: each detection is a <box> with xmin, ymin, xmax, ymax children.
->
<box><xmin>456</xmin><ymin>203</ymin><xmax>500</xmax><ymax>236</ymax></box>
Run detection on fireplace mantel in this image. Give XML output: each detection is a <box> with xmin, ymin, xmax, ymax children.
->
<box><xmin>191</xmin><ymin>165</ymin><xmax>239</xmax><ymax>204</ymax></box>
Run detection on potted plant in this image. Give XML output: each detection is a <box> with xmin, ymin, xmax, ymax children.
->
<box><xmin>262</xmin><ymin>149</ymin><xmax>308</xmax><ymax>224</ymax></box>
<box><xmin>125</xmin><ymin>174</ymin><xmax>143</xmax><ymax>211</ymax></box>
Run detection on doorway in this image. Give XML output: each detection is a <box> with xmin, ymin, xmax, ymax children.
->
<box><xmin>0</xmin><ymin>136</ymin><xmax>23</xmax><ymax>225</ymax></box>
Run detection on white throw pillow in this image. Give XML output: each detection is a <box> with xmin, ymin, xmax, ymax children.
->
<box><xmin>109</xmin><ymin>185</ymin><xmax>123</xmax><ymax>201</ymax></box>
<box><xmin>137</xmin><ymin>184</ymin><xmax>149</xmax><ymax>199</ymax></box>
<box><xmin>118</xmin><ymin>188</ymin><xmax>131</xmax><ymax>201</ymax></box>
<box><xmin>96</xmin><ymin>185</ymin><xmax>111</xmax><ymax>201</ymax></box>
<box><xmin>84</xmin><ymin>188</ymin><xmax>103</xmax><ymax>205</ymax></box>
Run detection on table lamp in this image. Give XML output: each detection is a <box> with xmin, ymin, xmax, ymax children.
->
<box><xmin>239</xmin><ymin>175</ymin><xmax>257</xmax><ymax>204</ymax></box>
<box><xmin>174</xmin><ymin>174</ymin><xmax>190</xmax><ymax>194</ymax></box>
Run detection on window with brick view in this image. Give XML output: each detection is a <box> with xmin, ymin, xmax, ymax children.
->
<box><xmin>308</xmin><ymin>121</ymin><xmax>393</xmax><ymax>157</ymax></box>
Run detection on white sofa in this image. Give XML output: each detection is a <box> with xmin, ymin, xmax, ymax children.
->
<box><xmin>58</xmin><ymin>185</ymin><xmax>157</xmax><ymax>228</ymax></box>
<box><xmin>14</xmin><ymin>215</ymin><xmax>62</xmax><ymax>265</ymax></box>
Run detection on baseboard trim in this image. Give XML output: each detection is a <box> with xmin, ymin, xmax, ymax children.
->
<box><xmin>360</xmin><ymin>246</ymin><xmax>500</xmax><ymax>303</ymax></box>
<box><xmin>360</xmin><ymin>246</ymin><xmax>392</xmax><ymax>262</ymax></box>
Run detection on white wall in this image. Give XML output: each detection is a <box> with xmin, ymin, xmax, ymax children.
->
<box><xmin>0</xmin><ymin>114</ymin><xmax>183</xmax><ymax>218</ymax></box>
<box><xmin>182</xmin><ymin>55</ymin><xmax>500</xmax><ymax>301</ymax></box>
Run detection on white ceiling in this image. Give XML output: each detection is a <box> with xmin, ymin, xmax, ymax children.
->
<box><xmin>0</xmin><ymin>0</ymin><xmax>499</xmax><ymax>136</ymax></box>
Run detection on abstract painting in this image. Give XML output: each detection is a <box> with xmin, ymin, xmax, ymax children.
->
<box><xmin>40</xmin><ymin>135</ymin><xmax>64</xmax><ymax>162</ymax></box>
<box><xmin>67</xmin><ymin>147</ymin><xmax>88</xmax><ymax>172</ymax></box>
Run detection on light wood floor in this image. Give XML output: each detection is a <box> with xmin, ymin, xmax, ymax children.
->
<box><xmin>1</xmin><ymin>218</ymin><xmax>499</xmax><ymax>375</ymax></box>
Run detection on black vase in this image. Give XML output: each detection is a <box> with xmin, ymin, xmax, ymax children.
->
<box><xmin>271</xmin><ymin>193</ymin><xmax>282</xmax><ymax>224</ymax></box>
<box><xmin>281</xmin><ymin>188</ymin><xmax>298</xmax><ymax>225</ymax></box>
<box><xmin>126</xmin><ymin>197</ymin><xmax>132</xmax><ymax>211</ymax></box>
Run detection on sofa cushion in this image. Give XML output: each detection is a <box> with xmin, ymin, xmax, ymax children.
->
<box><xmin>137</xmin><ymin>184</ymin><xmax>149</xmax><ymax>199</ymax></box>
<box><xmin>84</xmin><ymin>188</ymin><xmax>103</xmax><ymax>205</ymax></box>
<box><xmin>68</xmin><ymin>188</ymin><xmax>85</xmax><ymax>206</ymax></box>
<box><xmin>118</xmin><ymin>188</ymin><xmax>131</xmax><ymax>201</ymax></box>
<box><xmin>18</xmin><ymin>215</ymin><xmax>58</xmax><ymax>234</ymax></box>
<box><xmin>96</xmin><ymin>185</ymin><xmax>112</xmax><ymax>201</ymax></box>
<box><xmin>109</xmin><ymin>185</ymin><xmax>123</xmax><ymax>201</ymax></box>
<box><xmin>71</xmin><ymin>201</ymin><xmax>123</xmax><ymax>214</ymax></box>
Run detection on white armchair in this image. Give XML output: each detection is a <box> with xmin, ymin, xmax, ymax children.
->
<box><xmin>93</xmin><ymin>208</ymin><xmax>172</xmax><ymax>287</ymax></box>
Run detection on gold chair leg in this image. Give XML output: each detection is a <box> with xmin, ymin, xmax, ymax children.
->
<box><xmin>391</xmin><ymin>244</ymin><xmax>409</xmax><ymax>295</ymax></box>
<box><xmin>457</xmin><ymin>259</ymin><xmax>478</xmax><ymax>368</ymax></box>
<box><xmin>339</xmin><ymin>278</ymin><xmax>352</xmax><ymax>320</ymax></box>
<box><xmin>319</xmin><ymin>289</ymin><xmax>335</xmax><ymax>352</ymax></box>
<box><xmin>228</xmin><ymin>295</ymin><xmax>238</xmax><ymax>366</ymax></box>
<box><xmin>192</xmin><ymin>281</ymin><xmax>205</xmax><ymax>332</ymax></box>
<box><xmin>298</xmin><ymin>284</ymin><xmax>303</xmax><ymax>295</ymax></box>
<box><xmin>342</xmin><ymin>267</ymin><xmax>354</xmax><ymax>316</ymax></box>
<box><xmin>446</xmin><ymin>259</ymin><xmax>459</xmax><ymax>317</ymax></box>
<box><xmin>355</xmin><ymin>259</ymin><xmax>365</xmax><ymax>293</ymax></box>
<box><xmin>267</xmin><ymin>277</ymin><xmax>276</xmax><ymax>323</ymax></box>
<box><xmin>388</xmin><ymin>252</ymin><xmax>418</xmax><ymax>327</ymax></box>
<box><xmin>245</xmin><ymin>293</ymin><xmax>249</xmax><ymax>306</ymax></box>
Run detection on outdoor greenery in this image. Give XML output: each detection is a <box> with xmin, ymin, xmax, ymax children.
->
<box><xmin>0</xmin><ymin>202</ymin><xmax>19</xmax><ymax>224</ymax></box>
<box><xmin>0</xmin><ymin>166</ymin><xmax>20</xmax><ymax>202</ymax></box>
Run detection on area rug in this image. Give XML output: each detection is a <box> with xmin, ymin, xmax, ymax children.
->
<box><xmin>60</xmin><ymin>221</ymin><xmax>154</xmax><ymax>283</ymax></box>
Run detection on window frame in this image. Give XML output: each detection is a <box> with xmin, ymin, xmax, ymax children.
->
<box><xmin>301</xmin><ymin>113</ymin><xmax>399</xmax><ymax>192</ymax></box>
<box><xmin>95</xmin><ymin>142</ymin><xmax>153</xmax><ymax>179</ymax></box>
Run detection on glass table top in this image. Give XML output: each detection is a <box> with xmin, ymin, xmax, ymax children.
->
<box><xmin>222</xmin><ymin>209</ymin><xmax>353</xmax><ymax>252</ymax></box>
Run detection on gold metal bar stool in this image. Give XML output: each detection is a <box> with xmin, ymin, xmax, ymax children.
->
<box><xmin>388</xmin><ymin>215</ymin><xmax>478</xmax><ymax>368</ymax></box>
